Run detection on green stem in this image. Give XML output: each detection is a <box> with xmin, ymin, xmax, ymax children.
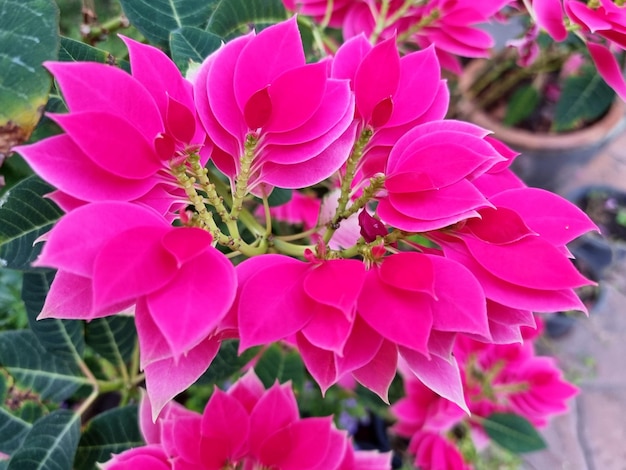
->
<box><xmin>82</xmin><ymin>15</ymin><xmax>130</xmax><ymax>44</ymax></box>
<box><xmin>271</xmin><ymin>238</ymin><xmax>314</xmax><ymax>258</ymax></box>
<box><xmin>396</xmin><ymin>8</ymin><xmax>440</xmax><ymax>43</ymax></box>
<box><xmin>338</xmin><ymin>175</ymin><xmax>386</xmax><ymax>221</ymax></box>
<box><xmin>323</xmin><ymin>129</ymin><xmax>373</xmax><ymax>244</ymax></box>
<box><xmin>231</xmin><ymin>134</ymin><xmax>257</xmax><ymax>220</ymax></box>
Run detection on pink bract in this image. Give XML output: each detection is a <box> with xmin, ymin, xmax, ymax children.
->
<box><xmin>34</xmin><ymin>202</ymin><xmax>236</xmax><ymax>416</ymax></box>
<box><xmin>194</xmin><ymin>18</ymin><xmax>356</xmax><ymax>193</ymax></box>
<box><xmin>235</xmin><ymin>251</ymin><xmax>491</xmax><ymax>410</ymax></box>
<box><xmin>104</xmin><ymin>370</ymin><xmax>391</xmax><ymax>470</ymax></box>
<box><xmin>14</xmin><ymin>37</ymin><xmax>207</xmax><ymax>219</ymax></box>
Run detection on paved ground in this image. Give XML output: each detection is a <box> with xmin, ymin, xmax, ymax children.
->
<box><xmin>517</xmin><ymin>129</ymin><xmax>626</xmax><ymax>469</ymax></box>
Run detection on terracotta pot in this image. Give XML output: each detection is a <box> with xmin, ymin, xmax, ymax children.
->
<box><xmin>457</xmin><ymin>60</ymin><xmax>626</xmax><ymax>192</ymax></box>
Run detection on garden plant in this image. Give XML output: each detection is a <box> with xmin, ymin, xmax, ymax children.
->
<box><xmin>1</xmin><ymin>0</ymin><xmax>625</xmax><ymax>469</ymax></box>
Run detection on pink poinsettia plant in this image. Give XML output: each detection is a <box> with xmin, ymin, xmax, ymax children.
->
<box><xmin>7</xmin><ymin>2</ymin><xmax>608</xmax><ymax>468</ymax></box>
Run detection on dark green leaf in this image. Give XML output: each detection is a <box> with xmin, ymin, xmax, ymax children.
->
<box><xmin>267</xmin><ymin>188</ymin><xmax>293</xmax><ymax>207</ymax></box>
<box><xmin>74</xmin><ymin>405</ymin><xmax>143</xmax><ymax>470</ymax></box>
<box><xmin>170</xmin><ymin>26</ymin><xmax>222</xmax><ymax>73</ymax></box>
<box><xmin>196</xmin><ymin>341</ymin><xmax>259</xmax><ymax>386</ymax></box>
<box><xmin>0</xmin><ymin>407</ymin><xmax>31</xmax><ymax>455</ymax></box>
<box><xmin>0</xmin><ymin>175</ymin><xmax>63</xmax><ymax>271</ymax></box>
<box><xmin>0</xmin><ymin>0</ymin><xmax>59</xmax><ymax>156</ymax></box>
<box><xmin>503</xmin><ymin>85</ymin><xmax>540</xmax><ymax>127</ymax></box>
<box><xmin>483</xmin><ymin>413</ymin><xmax>547</xmax><ymax>454</ymax></box>
<box><xmin>0</xmin><ymin>330</ymin><xmax>89</xmax><ymax>402</ymax></box>
<box><xmin>7</xmin><ymin>409</ymin><xmax>80</xmax><ymax>470</ymax></box>
<box><xmin>85</xmin><ymin>316</ymin><xmax>136</xmax><ymax>366</ymax></box>
<box><xmin>555</xmin><ymin>67</ymin><xmax>615</xmax><ymax>132</ymax></box>
<box><xmin>207</xmin><ymin>0</ymin><xmax>287</xmax><ymax>39</ymax></box>
<box><xmin>119</xmin><ymin>0</ymin><xmax>217</xmax><ymax>47</ymax></box>
<box><xmin>58</xmin><ymin>36</ymin><xmax>130</xmax><ymax>72</ymax></box>
<box><xmin>23</xmin><ymin>271</ymin><xmax>85</xmax><ymax>361</ymax></box>
<box><xmin>255</xmin><ymin>344</ymin><xmax>304</xmax><ymax>389</ymax></box>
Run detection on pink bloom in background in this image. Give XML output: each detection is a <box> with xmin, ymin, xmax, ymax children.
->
<box><xmin>33</xmin><ymin>202</ymin><xmax>236</xmax><ymax>416</ymax></box>
<box><xmin>532</xmin><ymin>0</ymin><xmax>568</xmax><ymax>41</ymax></box>
<box><xmin>392</xmin><ymin>334</ymin><xmax>577</xmax><ymax>467</ymax></box>
<box><xmin>14</xmin><ymin>37</ymin><xmax>206</xmax><ymax>219</ymax></box>
<box><xmin>409</xmin><ymin>432</ymin><xmax>472</xmax><ymax>470</ymax></box>
<box><xmin>105</xmin><ymin>371</ymin><xmax>391</xmax><ymax>470</ymax></box>
<box><xmin>194</xmin><ymin>17</ymin><xmax>356</xmax><ymax>193</ymax></box>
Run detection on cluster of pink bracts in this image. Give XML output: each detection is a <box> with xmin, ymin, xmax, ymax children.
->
<box><xmin>15</xmin><ymin>6</ymin><xmax>603</xmax><ymax>469</ymax></box>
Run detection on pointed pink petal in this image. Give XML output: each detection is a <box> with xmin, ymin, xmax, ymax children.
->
<box><xmin>237</xmin><ymin>256</ymin><xmax>313</xmax><ymax>350</ymax></box>
<box><xmin>14</xmin><ymin>135</ymin><xmax>157</xmax><ymax>202</ymax></box>
<box><xmin>264</xmin><ymin>62</ymin><xmax>328</xmax><ymax>133</ymax></box>
<box><xmin>233</xmin><ymin>17</ymin><xmax>305</xmax><ymax>111</ymax></box>
<box><xmin>587</xmin><ymin>42</ymin><xmax>626</xmax><ymax>102</ymax></box>
<box><xmin>146</xmin><ymin>249</ymin><xmax>236</xmax><ymax>358</ymax></box>
<box><xmin>37</xmin><ymin>271</ymin><xmax>131</xmax><ymax>320</ymax></box>
<box><xmin>121</xmin><ymin>35</ymin><xmax>194</xmax><ymax>116</ymax></box>
<box><xmin>205</xmin><ymin>34</ymin><xmax>253</xmax><ymax>142</ymax></box>
<box><xmin>332</xmin><ymin>34</ymin><xmax>372</xmax><ymax>82</ymax></box>
<box><xmin>428</xmin><ymin>255</ymin><xmax>490</xmax><ymax>338</ymax></box>
<box><xmin>50</xmin><ymin>112</ymin><xmax>162</xmax><ymax>179</ymax></box>
<box><xmin>258</xmin><ymin>418</ymin><xmax>335</xmax><ymax>470</ymax></box>
<box><xmin>92</xmin><ymin>226</ymin><xmax>175</xmax><ymax>311</ymax></box>
<box><xmin>165</xmin><ymin>94</ymin><xmax>196</xmax><ymax>143</ymax></box>
<box><xmin>352</xmin><ymin>339</ymin><xmax>397</xmax><ymax>402</ymax></box>
<box><xmin>357</xmin><ymin>268</ymin><xmax>433</xmax><ymax>354</ymax></box>
<box><xmin>379</xmin><ymin>252</ymin><xmax>436</xmax><ymax>294</ymax></box>
<box><xmin>296</xmin><ymin>333</ymin><xmax>339</xmax><ymax>393</ymax></box>
<box><xmin>354</xmin><ymin>37</ymin><xmax>400</xmax><ymax>123</ymax></box>
<box><xmin>262</xmin><ymin>79</ymin><xmax>353</xmax><ymax>148</ymax></box>
<box><xmin>144</xmin><ymin>338</ymin><xmax>221</xmax><ymax>420</ymax></box>
<box><xmin>301</xmin><ymin>304</ymin><xmax>353</xmax><ymax>355</ymax></box>
<box><xmin>464</xmin><ymin>235</ymin><xmax>591</xmax><ymax>290</ymax></box>
<box><xmin>490</xmin><ymin>187</ymin><xmax>598</xmax><ymax>245</ymax></box>
<box><xmin>249</xmin><ymin>382</ymin><xmax>299</xmax><ymax>456</ymax></box>
<box><xmin>386</xmin><ymin>46</ymin><xmax>441</xmax><ymax>127</ymax></box>
<box><xmin>304</xmin><ymin>259</ymin><xmax>365</xmax><ymax>310</ymax></box>
<box><xmin>200</xmin><ymin>389</ymin><xmax>250</xmax><ymax>460</ymax></box>
<box><xmin>399</xmin><ymin>348</ymin><xmax>469</xmax><ymax>414</ymax></box>
<box><xmin>463</xmin><ymin>207</ymin><xmax>537</xmax><ymax>245</ymax></box>
<box><xmin>160</xmin><ymin>227</ymin><xmax>214</xmax><ymax>265</ymax></box>
<box><xmin>228</xmin><ymin>369</ymin><xmax>265</xmax><ymax>413</ymax></box>
<box><xmin>534</xmin><ymin>0</ymin><xmax>568</xmax><ymax>41</ymax></box>
<box><xmin>335</xmin><ymin>316</ymin><xmax>384</xmax><ymax>376</ymax></box>
<box><xmin>385</xmin><ymin>181</ymin><xmax>490</xmax><ymax>223</ymax></box>
<box><xmin>259</xmin><ymin>122</ymin><xmax>357</xmax><ymax>188</ymax></box>
<box><xmin>35</xmin><ymin>202</ymin><xmax>166</xmax><ymax>277</ymax></box>
<box><xmin>136</xmin><ymin>298</ymin><xmax>173</xmax><ymax>369</ymax></box>
<box><xmin>43</xmin><ymin>61</ymin><xmax>163</xmax><ymax>140</ymax></box>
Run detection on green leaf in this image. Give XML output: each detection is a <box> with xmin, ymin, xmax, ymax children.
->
<box><xmin>555</xmin><ymin>66</ymin><xmax>615</xmax><ymax>132</ymax></box>
<box><xmin>0</xmin><ymin>175</ymin><xmax>63</xmax><ymax>271</ymax></box>
<box><xmin>0</xmin><ymin>407</ymin><xmax>32</xmax><ymax>455</ymax></box>
<box><xmin>74</xmin><ymin>405</ymin><xmax>143</xmax><ymax>470</ymax></box>
<box><xmin>267</xmin><ymin>188</ymin><xmax>293</xmax><ymax>207</ymax></box>
<box><xmin>118</xmin><ymin>0</ymin><xmax>217</xmax><ymax>47</ymax></box>
<box><xmin>0</xmin><ymin>330</ymin><xmax>89</xmax><ymax>403</ymax></box>
<box><xmin>23</xmin><ymin>271</ymin><xmax>85</xmax><ymax>361</ymax></box>
<box><xmin>0</xmin><ymin>0</ymin><xmax>59</xmax><ymax>156</ymax></box>
<box><xmin>7</xmin><ymin>409</ymin><xmax>80</xmax><ymax>470</ymax></box>
<box><xmin>85</xmin><ymin>316</ymin><xmax>137</xmax><ymax>366</ymax></box>
<box><xmin>207</xmin><ymin>0</ymin><xmax>288</xmax><ymax>39</ymax></box>
<box><xmin>196</xmin><ymin>341</ymin><xmax>259</xmax><ymax>386</ymax></box>
<box><xmin>482</xmin><ymin>413</ymin><xmax>547</xmax><ymax>454</ymax></box>
<box><xmin>255</xmin><ymin>344</ymin><xmax>305</xmax><ymax>389</ymax></box>
<box><xmin>58</xmin><ymin>36</ymin><xmax>130</xmax><ymax>72</ymax></box>
<box><xmin>170</xmin><ymin>26</ymin><xmax>222</xmax><ymax>73</ymax></box>
<box><xmin>503</xmin><ymin>85</ymin><xmax>540</xmax><ymax>127</ymax></box>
